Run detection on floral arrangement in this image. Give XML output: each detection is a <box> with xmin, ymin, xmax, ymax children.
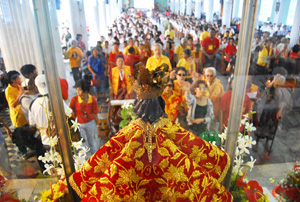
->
<box><xmin>270</xmin><ymin>161</ymin><xmax>300</xmax><ymax>202</ymax></box>
<box><xmin>34</xmin><ymin>178</ymin><xmax>68</xmax><ymax>202</ymax></box>
<box><xmin>119</xmin><ymin>103</ymin><xmax>137</xmax><ymax>128</ymax></box>
<box><xmin>34</xmin><ymin>116</ymin><xmax>90</xmax><ymax>202</ymax></box>
<box><xmin>219</xmin><ymin>112</ymin><xmax>269</xmax><ymax>202</ymax></box>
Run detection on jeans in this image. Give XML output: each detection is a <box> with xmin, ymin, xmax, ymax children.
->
<box><xmin>80</xmin><ymin>120</ymin><xmax>106</xmax><ymax>154</ymax></box>
<box><xmin>92</xmin><ymin>74</ymin><xmax>105</xmax><ymax>94</ymax></box>
<box><xmin>72</xmin><ymin>67</ymin><xmax>82</xmax><ymax>83</ymax></box>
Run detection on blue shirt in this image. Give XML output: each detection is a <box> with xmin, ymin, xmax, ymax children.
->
<box><xmin>88</xmin><ymin>54</ymin><xmax>106</xmax><ymax>75</ymax></box>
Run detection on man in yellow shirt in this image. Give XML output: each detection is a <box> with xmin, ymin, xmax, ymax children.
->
<box><xmin>146</xmin><ymin>43</ymin><xmax>172</xmax><ymax>72</ymax></box>
<box><xmin>164</xmin><ymin>24</ymin><xmax>175</xmax><ymax>41</ymax></box>
<box><xmin>5</xmin><ymin>71</ymin><xmax>28</xmax><ymax>128</ymax></box>
<box><xmin>175</xmin><ymin>38</ymin><xmax>191</xmax><ymax>63</ymax></box>
<box><xmin>65</xmin><ymin>39</ymin><xmax>84</xmax><ymax>83</ymax></box>
<box><xmin>124</xmin><ymin>38</ymin><xmax>141</xmax><ymax>56</ymax></box>
<box><xmin>256</xmin><ymin>38</ymin><xmax>273</xmax><ymax>75</ymax></box>
<box><xmin>199</xmin><ymin>25</ymin><xmax>209</xmax><ymax>42</ymax></box>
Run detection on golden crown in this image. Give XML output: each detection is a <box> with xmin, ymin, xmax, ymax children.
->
<box><xmin>129</xmin><ymin>62</ymin><xmax>170</xmax><ymax>99</ymax></box>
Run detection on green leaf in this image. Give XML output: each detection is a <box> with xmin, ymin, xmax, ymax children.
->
<box><xmin>119</xmin><ymin>120</ymin><xmax>129</xmax><ymax>128</ymax></box>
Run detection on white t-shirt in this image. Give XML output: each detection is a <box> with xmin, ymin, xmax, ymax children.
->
<box><xmin>28</xmin><ymin>95</ymin><xmax>72</xmax><ymax>145</ymax></box>
<box><xmin>19</xmin><ymin>93</ymin><xmax>38</xmax><ymax>121</ymax></box>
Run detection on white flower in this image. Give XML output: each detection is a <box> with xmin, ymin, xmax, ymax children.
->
<box><xmin>243</xmin><ymin>178</ymin><xmax>249</xmax><ymax>183</ymax></box>
<box><xmin>245</xmin><ymin>122</ymin><xmax>256</xmax><ymax>132</ymax></box>
<box><xmin>38</xmin><ymin>155</ymin><xmax>47</xmax><ymax>163</ymax></box>
<box><xmin>235</xmin><ymin>147</ymin><xmax>240</xmax><ymax>156</ymax></box>
<box><xmin>49</xmin><ymin>136</ymin><xmax>58</xmax><ymax>147</ymax></box>
<box><xmin>240</xmin><ymin>114</ymin><xmax>249</xmax><ymax>125</ymax></box>
<box><xmin>219</xmin><ymin>132</ymin><xmax>227</xmax><ymax>142</ymax></box>
<box><xmin>245</xmin><ymin>136</ymin><xmax>256</xmax><ymax>148</ymax></box>
<box><xmin>71</xmin><ymin>118</ymin><xmax>80</xmax><ymax>132</ymax></box>
<box><xmin>239</xmin><ymin>143</ymin><xmax>250</xmax><ymax>155</ymax></box>
<box><xmin>43</xmin><ymin>163</ymin><xmax>54</xmax><ymax>175</ymax></box>
<box><xmin>121</xmin><ymin>103</ymin><xmax>130</xmax><ymax>109</ymax></box>
<box><xmin>56</xmin><ymin>166</ymin><xmax>65</xmax><ymax>177</ymax></box>
<box><xmin>211</xmin><ymin>141</ymin><xmax>217</xmax><ymax>146</ymax></box>
<box><xmin>238</xmin><ymin>135</ymin><xmax>246</xmax><ymax>147</ymax></box>
<box><xmin>245</xmin><ymin>156</ymin><xmax>256</xmax><ymax>171</ymax></box>
<box><xmin>234</xmin><ymin>156</ymin><xmax>244</xmax><ymax>168</ymax></box>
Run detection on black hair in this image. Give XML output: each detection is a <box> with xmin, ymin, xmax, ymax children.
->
<box><xmin>183</xmin><ymin>49</ymin><xmax>191</xmax><ymax>57</ymax></box>
<box><xmin>128</xmin><ymin>47</ymin><xmax>135</xmax><ymax>54</ymax></box>
<box><xmin>204</xmin><ymin>25</ymin><xmax>208</xmax><ymax>31</ymax></box>
<box><xmin>175</xmin><ymin>66</ymin><xmax>186</xmax><ymax>74</ymax></box>
<box><xmin>195</xmin><ymin>43</ymin><xmax>201</xmax><ymax>48</ymax></box>
<box><xmin>76</xmin><ymin>34</ymin><xmax>82</xmax><ymax>41</ymax></box>
<box><xmin>75</xmin><ymin>79</ymin><xmax>90</xmax><ymax>93</ymax></box>
<box><xmin>20</xmin><ymin>64</ymin><xmax>36</xmax><ymax>78</ymax></box>
<box><xmin>292</xmin><ymin>44</ymin><xmax>300</xmax><ymax>53</ymax></box>
<box><xmin>86</xmin><ymin>50</ymin><xmax>92</xmax><ymax>58</ymax></box>
<box><xmin>7</xmin><ymin>70</ymin><xmax>20</xmax><ymax>84</ymax></box>
<box><xmin>191</xmin><ymin>80</ymin><xmax>207</xmax><ymax>95</ymax></box>
<box><xmin>167</xmin><ymin>41</ymin><xmax>172</xmax><ymax>50</ymax></box>
<box><xmin>115</xmin><ymin>54</ymin><xmax>124</xmax><ymax>61</ymax></box>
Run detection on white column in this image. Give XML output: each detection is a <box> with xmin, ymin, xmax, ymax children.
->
<box><xmin>290</xmin><ymin>0</ymin><xmax>300</xmax><ymax>47</ymax></box>
<box><xmin>206</xmin><ymin>0</ymin><xmax>214</xmax><ymax>23</ymax></box>
<box><xmin>0</xmin><ymin>0</ymin><xmax>66</xmax><ymax>78</ymax></box>
<box><xmin>172</xmin><ymin>0</ymin><xmax>176</xmax><ymax>13</ymax></box>
<box><xmin>175</xmin><ymin>0</ymin><xmax>180</xmax><ymax>15</ymax></box>
<box><xmin>98</xmin><ymin>0</ymin><xmax>107</xmax><ymax>37</ymax></box>
<box><xmin>255</xmin><ymin>0</ymin><xmax>262</xmax><ymax>29</ymax></box>
<box><xmin>222</xmin><ymin>0</ymin><xmax>233</xmax><ymax>28</ymax></box>
<box><xmin>110</xmin><ymin>0</ymin><xmax>114</xmax><ymax>23</ymax></box>
<box><xmin>118</xmin><ymin>0</ymin><xmax>122</xmax><ymax>15</ymax></box>
<box><xmin>170</xmin><ymin>0</ymin><xmax>174</xmax><ymax>13</ymax></box>
<box><xmin>180</xmin><ymin>0</ymin><xmax>185</xmax><ymax>15</ymax></box>
<box><xmin>186</xmin><ymin>0</ymin><xmax>192</xmax><ymax>16</ymax></box>
<box><xmin>232</xmin><ymin>0</ymin><xmax>240</xmax><ymax>20</ymax></box>
<box><xmin>85</xmin><ymin>0</ymin><xmax>100</xmax><ymax>46</ymax></box>
<box><xmin>69</xmin><ymin>0</ymin><xmax>88</xmax><ymax>49</ymax></box>
<box><xmin>105</xmin><ymin>3</ymin><xmax>111</xmax><ymax>26</ymax></box>
<box><xmin>195</xmin><ymin>0</ymin><xmax>201</xmax><ymax>19</ymax></box>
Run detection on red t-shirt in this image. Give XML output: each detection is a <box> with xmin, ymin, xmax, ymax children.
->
<box><xmin>108</xmin><ymin>51</ymin><xmax>123</xmax><ymax>70</ymax></box>
<box><xmin>59</xmin><ymin>77</ymin><xmax>68</xmax><ymax>100</ymax></box>
<box><xmin>201</xmin><ymin>37</ymin><xmax>220</xmax><ymax>55</ymax></box>
<box><xmin>220</xmin><ymin>90</ymin><xmax>251</xmax><ymax>130</ymax></box>
<box><xmin>289</xmin><ymin>52</ymin><xmax>300</xmax><ymax>60</ymax></box>
<box><xmin>168</xmin><ymin>49</ymin><xmax>174</xmax><ymax>65</ymax></box>
<box><xmin>224</xmin><ymin>44</ymin><xmax>237</xmax><ymax>61</ymax></box>
<box><xmin>69</xmin><ymin>95</ymin><xmax>99</xmax><ymax>124</ymax></box>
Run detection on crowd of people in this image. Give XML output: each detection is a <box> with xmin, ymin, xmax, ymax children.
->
<box><xmin>1</xmin><ymin>8</ymin><xmax>299</xmax><ymax>172</ymax></box>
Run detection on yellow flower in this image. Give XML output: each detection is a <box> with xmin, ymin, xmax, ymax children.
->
<box><xmin>116</xmin><ymin>167</ymin><xmax>143</xmax><ymax>186</ymax></box>
<box><xmin>124</xmin><ymin>189</ymin><xmax>146</xmax><ymax>202</ymax></box>
<box><xmin>190</xmin><ymin>145</ymin><xmax>207</xmax><ymax>164</ymax></box>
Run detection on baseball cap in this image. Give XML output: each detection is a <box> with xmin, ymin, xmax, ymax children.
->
<box><xmin>35</xmin><ymin>74</ymin><xmax>48</xmax><ymax>95</ymax></box>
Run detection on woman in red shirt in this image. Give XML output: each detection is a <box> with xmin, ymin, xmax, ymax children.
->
<box><xmin>70</xmin><ymin>79</ymin><xmax>106</xmax><ymax>154</ymax></box>
<box><xmin>224</xmin><ymin>37</ymin><xmax>237</xmax><ymax>68</ymax></box>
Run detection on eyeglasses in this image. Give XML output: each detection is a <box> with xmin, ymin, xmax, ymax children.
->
<box><xmin>196</xmin><ymin>87</ymin><xmax>207</xmax><ymax>91</ymax></box>
<box><xmin>206</xmin><ymin>74</ymin><xmax>214</xmax><ymax>77</ymax></box>
<box><xmin>177</xmin><ymin>74</ymin><xmax>186</xmax><ymax>77</ymax></box>
<box><xmin>167</xmin><ymin>84</ymin><xmax>174</xmax><ymax>87</ymax></box>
